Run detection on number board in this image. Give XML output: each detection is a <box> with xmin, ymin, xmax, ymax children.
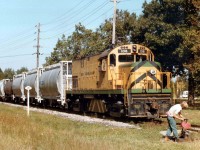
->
<box><xmin>138</xmin><ymin>47</ymin><xmax>147</xmax><ymax>54</ymax></box>
<box><xmin>118</xmin><ymin>49</ymin><xmax>131</xmax><ymax>53</ymax></box>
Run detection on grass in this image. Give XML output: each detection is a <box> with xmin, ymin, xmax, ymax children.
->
<box><xmin>0</xmin><ymin>104</ymin><xmax>200</xmax><ymax>150</ymax></box>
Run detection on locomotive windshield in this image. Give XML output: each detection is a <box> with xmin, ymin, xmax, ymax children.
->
<box><xmin>136</xmin><ymin>55</ymin><xmax>147</xmax><ymax>62</ymax></box>
<box><xmin>118</xmin><ymin>55</ymin><xmax>134</xmax><ymax>62</ymax></box>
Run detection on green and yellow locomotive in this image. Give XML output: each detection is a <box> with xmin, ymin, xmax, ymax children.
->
<box><xmin>67</xmin><ymin>44</ymin><xmax>171</xmax><ymax>118</ymax></box>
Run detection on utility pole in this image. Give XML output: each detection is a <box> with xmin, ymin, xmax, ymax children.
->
<box><xmin>34</xmin><ymin>23</ymin><xmax>41</xmax><ymax>105</ymax></box>
<box><xmin>112</xmin><ymin>0</ymin><xmax>117</xmax><ymax>46</ymax></box>
<box><xmin>36</xmin><ymin>23</ymin><xmax>40</xmax><ymax>68</ymax></box>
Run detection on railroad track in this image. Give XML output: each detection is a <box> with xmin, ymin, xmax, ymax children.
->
<box><xmin>188</xmin><ymin>125</ymin><xmax>200</xmax><ymax>132</ymax></box>
<box><xmin>176</xmin><ymin>122</ymin><xmax>200</xmax><ymax>132</ymax></box>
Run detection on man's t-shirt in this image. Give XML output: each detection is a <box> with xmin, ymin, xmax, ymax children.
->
<box><xmin>167</xmin><ymin>104</ymin><xmax>182</xmax><ymax>117</ymax></box>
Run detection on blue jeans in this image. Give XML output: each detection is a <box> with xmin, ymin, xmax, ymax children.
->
<box><xmin>166</xmin><ymin>116</ymin><xmax>179</xmax><ymax>139</ymax></box>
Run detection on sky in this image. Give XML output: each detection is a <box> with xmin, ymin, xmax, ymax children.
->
<box><xmin>0</xmin><ymin>0</ymin><xmax>151</xmax><ymax>71</ymax></box>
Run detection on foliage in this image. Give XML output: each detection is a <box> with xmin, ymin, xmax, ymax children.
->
<box><xmin>98</xmin><ymin>10</ymin><xmax>137</xmax><ymax>46</ymax></box>
<box><xmin>0</xmin><ymin>68</ymin><xmax>4</xmax><ymax>80</ymax></box>
<box><xmin>45</xmin><ymin>35</ymin><xmax>72</xmax><ymax>66</ymax></box>
<box><xmin>0</xmin><ymin>67</ymin><xmax>28</xmax><ymax>80</ymax></box>
<box><xmin>133</xmin><ymin>0</ymin><xmax>200</xmax><ymax>95</ymax></box>
<box><xmin>132</xmin><ymin>0</ymin><xmax>191</xmax><ymax>72</ymax></box>
<box><xmin>44</xmin><ymin>10</ymin><xmax>137</xmax><ymax>65</ymax></box>
<box><xmin>16</xmin><ymin>67</ymin><xmax>28</xmax><ymax>74</ymax></box>
<box><xmin>3</xmin><ymin>68</ymin><xmax>15</xmax><ymax>79</ymax></box>
<box><xmin>45</xmin><ymin>24</ymin><xmax>106</xmax><ymax>65</ymax></box>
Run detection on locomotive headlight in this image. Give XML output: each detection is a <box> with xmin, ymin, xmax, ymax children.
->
<box><xmin>150</xmin><ymin>69</ymin><xmax>156</xmax><ymax>75</ymax></box>
<box><xmin>132</xmin><ymin>45</ymin><xmax>137</xmax><ymax>52</ymax></box>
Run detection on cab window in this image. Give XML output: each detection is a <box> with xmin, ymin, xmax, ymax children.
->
<box><xmin>136</xmin><ymin>55</ymin><xmax>147</xmax><ymax>62</ymax></box>
<box><xmin>119</xmin><ymin>55</ymin><xmax>134</xmax><ymax>62</ymax></box>
<box><xmin>110</xmin><ymin>54</ymin><xmax>116</xmax><ymax>66</ymax></box>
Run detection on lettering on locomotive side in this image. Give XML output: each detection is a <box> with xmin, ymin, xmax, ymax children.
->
<box><xmin>81</xmin><ymin>71</ymin><xmax>95</xmax><ymax>76</ymax></box>
<box><xmin>138</xmin><ymin>47</ymin><xmax>147</xmax><ymax>54</ymax></box>
<box><xmin>120</xmin><ymin>46</ymin><xmax>129</xmax><ymax>49</ymax></box>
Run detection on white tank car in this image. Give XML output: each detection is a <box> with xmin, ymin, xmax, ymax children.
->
<box><xmin>39</xmin><ymin>61</ymin><xmax>72</xmax><ymax>105</ymax></box>
<box><xmin>0</xmin><ymin>79</ymin><xmax>7</xmax><ymax>99</ymax></box>
<box><xmin>24</xmin><ymin>68</ymin><xmax>43</xmax><ymax>102</ymax></box>
<box><xmin>0</xmin><ymin>79</ymin><xmax>13</xmax><ymax>100</ymax></box>
<box><xmin>12</xmin><ymin>73</ymin><xmax>26</xmax><ymax>101</ymax></box>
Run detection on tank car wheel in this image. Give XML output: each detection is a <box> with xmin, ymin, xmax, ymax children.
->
<box><xmin>65</xmin><ymin>103</ymin><xmax>69</xmax><ymax>109</ymax></box>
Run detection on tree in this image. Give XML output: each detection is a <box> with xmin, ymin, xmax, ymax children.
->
<box><xmin>45</xmin><ymin>35</ymin><xmax>73</xmax><ymax>66</ymax></box>
<box><xmin>182</xmin><ymin>0</ymin><xmax>200</xmax><ymax>98</ymax></box>
<box><xmin>3</xmin><ymin>68</ymin><xmax>15</xmax><ymax>79</ymax></box>
<box><xmin>134</xmin><ymin>0</ymin><xmax>200</xmax><ymax>97</ymax></box>
<box><xmin>44</xmin><ymin>10</ymin><xmax>137</xmax><ymax>65</ymax></box>
<box><xmin>45</xmin><ymin>23</ymin><xmax>108</xmax><ymax>65</ymax></box>
<box><xmin>131</xmin><ymin>0</ymin><xmax>193</xmax><ymax>71</ymax></box>
<box><xmin>16</xmin><ymin>67</ymin><xmax>28</xmax><ymax>74</ymax></box>
<box><xmin>98</xmin><ymin>10</ymin><xmax>137</xmax><ymax>46</ymax></box>
<box><xmin>0</xmin><ymin>68</ymin><xmax>4</xmax><ymax>80</ymax></box>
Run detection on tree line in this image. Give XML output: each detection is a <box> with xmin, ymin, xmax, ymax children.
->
<box><xmin>0</xmin><ymin>67</ymin><xmax>28</xmax><ymax>80</ymax></box>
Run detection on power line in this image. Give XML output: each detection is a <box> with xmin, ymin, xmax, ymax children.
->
<box><xmin>112</xmin><ymin>0</ymin><xmax>117</xmax><ymax>45</ymax></box>
<box><xmin>42</xmin><ymin>0</ymin><xmax>99</xmax><ymax>33</ymax></box>
<box><xmin>0</xmin><ymin>53</ymin><xmax>33</xmax><ymax>58</ymax></box>
<box><xmin>42</xmin><ymin>0</ymin><xmax>111</xmax><ymax>40</ymax></box>
<box><xmin>84</xmin><ymin>6</ymin><xmax>113</xmax><ymax>27</ymax></box>
<box><xmin>0</xmin><ymin>40</ymin><xmax>34</xmax><ymax>53</ymax></box>
<box><xmin>42</xmin><ymin>0</ymin><xmax>84</xmax><ymax>26</ymax></box>
<box><xmin>0</xmin><ymin>27</ymin><xmax>35</xmax><ymax>44</ymax></box>
<box><xmin>0</xmin><ymin>33</ymin><xmax>35</xmax><ymax>49</ymax></box>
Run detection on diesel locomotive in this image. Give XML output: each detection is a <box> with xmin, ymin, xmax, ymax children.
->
<box><xmin>0</xmin><ymin>44</ymin><xmax>171</xmax><ymax>118</ymax></box>
<box><xmin>67</xmin><ymin>44</ymin><xmax>171</xmax><ymax>118</ymax></box>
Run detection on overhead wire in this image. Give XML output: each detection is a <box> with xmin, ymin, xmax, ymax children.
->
<box><xmin>41</xmin><ymin>6</ymin><xmax>113</xmax><ymax>53</ymax></box>
<box><xmin>0</xmin><ymin>26</ymin><xmax>35</xmax><ymax>44</ymax></box>
<box><xmin>84</xmin><ymin>6</ymin><xmax>113</xmax><ymax>27</ymax></box>
<box><xmin>54</xmin><ymin>0</ymin><xmax>110</xmax><ymax>30</ymax></box>
<box><xmin>42</xmin><ymin>0</ymin><xmax>99</xmax><ymax>33</ymax></box>
<box><xmin>0</xmin><ymin>40</ymin><xmax>35</xmax><ymax>53</ymax></box>
<box><xmin>0</xmin><ymin>53</ymin><xmax>33</xmax><ymax>58</ymax></box>
<box><xmin>0</xmin><ymin>33</ymin><xmax>35</xmax><ymax>50</ymax></box>
<box><xmin>0</xmin><ymin>0</ymin><xmax>114</xmax><ymax>68</ymax></box>
<box><xmin>42</xmin><ymin>0</ymin><xmax>111</xmax><ymax>40</ymax></box>
<box><xmin>41</xmin><ymin>0</ymin><xmax>84</xmax><ymax>26</ymax></box>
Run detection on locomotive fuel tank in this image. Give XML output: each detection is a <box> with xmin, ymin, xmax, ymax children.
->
<box><xmin>39</xmin><ymin>61</ymin><xmax>72</xmax><ymax>105</ymax></box>
<box><xmin>24</xmin><ymin>68</ymin><xmax>43</xmax><ymax>102</ymax></box>
<box><xmin>12</xmin><ymin>73</ymin><xmax>26</xmax><ymax>101</ymax></box>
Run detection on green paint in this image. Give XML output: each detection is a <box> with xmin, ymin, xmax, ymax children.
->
<box><xmin>66</xmin><ymin>88</ymin><xmax>171</xmax><ymax>95</ymax></box>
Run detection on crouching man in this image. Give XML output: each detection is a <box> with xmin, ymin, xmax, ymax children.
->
<box><xmin>165</xmin><ymin>101</ymin><xmax>188</xmax><ymax>142</ymax></box>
